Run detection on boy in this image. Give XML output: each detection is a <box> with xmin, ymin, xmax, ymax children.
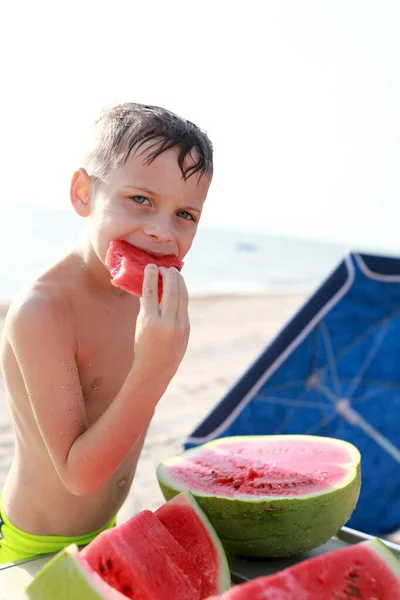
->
<box><xmin>0</xmin><ymin>103</ymin><xmax>213</xmax><ymax>564</ymax></box>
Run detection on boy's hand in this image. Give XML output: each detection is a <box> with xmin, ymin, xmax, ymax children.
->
<box><xmin>132</xmin><ymin>264</ymin><xmax>190</xmax><ymax>384</ymax></box>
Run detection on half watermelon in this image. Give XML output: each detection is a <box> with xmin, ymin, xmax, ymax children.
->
<box><xmin>206</xmin><ymin>538</ymin><xmax>400</xmax><ymax>599</ymax></box>
<box><xmin>105</xmin><ymin>240</ymin><xmax>183</xmax><ymax>301</ymax></box>
<box><xmin>156</xmin><ymin>435</ymin><xmax>361</xmax><ymax>557</ymax></box>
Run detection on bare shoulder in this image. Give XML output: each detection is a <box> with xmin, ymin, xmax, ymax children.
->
<box><xmin>4</xmin><ymin>254</ymin><xmax>79</xmax><ymax>349</ymax></box>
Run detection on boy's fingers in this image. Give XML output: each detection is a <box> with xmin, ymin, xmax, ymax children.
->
<box><xmin>141</xmin><ymin>264</ymin><xmax>160</xmax><ymax>313</ymax></box>
<box><xmin>159</xmin><ymin>267</ymin><xmax>179</xmax><ymax>320</ymax></box>
<box><xmin>176</xmin><ymin>272</ymin><xmax>189</xmax><ymax>325</ymax></box>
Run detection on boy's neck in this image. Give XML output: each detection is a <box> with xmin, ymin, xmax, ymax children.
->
<box><xmin>74</xmin><ymin>239</ymin><xmax>126</xmax><ymax>297</ymax></box>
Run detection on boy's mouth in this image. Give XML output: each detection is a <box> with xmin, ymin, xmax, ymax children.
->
<box><xmin>129</xmin><ymin>244</ymin><xmax>176</xmax><ymax>260</ymax></box>
<box><xmin>114</xmin><ymin>241</ymin><xmax>183</xmax><ymax>272</ymax></box>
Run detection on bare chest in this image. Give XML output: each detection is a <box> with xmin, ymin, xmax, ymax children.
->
<box><xmin>74</xmin><ymin>296</ymin><xmax>138</xmax><ymax>424</ymax></box>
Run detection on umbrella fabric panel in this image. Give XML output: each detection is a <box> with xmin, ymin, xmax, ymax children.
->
<box><xmin>184</xmin><ymin>254</ymin><xmax>400</xmax><ymax>536</ymax></box>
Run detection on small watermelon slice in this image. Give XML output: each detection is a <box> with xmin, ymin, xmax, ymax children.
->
<box><xmin>207</xmin><ymin>538</ymin><xmax>400</xmax><ymax>599</ymax></box>
<box><xmin>81</xmin><ymin>509</ymin><xmax>200</xmax><ymax>599</ymax></box>
<box><xmin>25</xmin><ymin>544</ymin><xmax>127</xmax><ymax>599</ymax></box>
<box><xmin>156</xmin><ymin>435</ymin><xmax>361</xmax><ymax>557</ymax></box>
<box><xmin>155</xmin><ymin>492</ymin><xmax>231</xmax><ymax>597</ymax></box>
<box><xmin>105</xmin><ymin>240</ymin><xmax>184</xmax><ymax>301</ymax></box>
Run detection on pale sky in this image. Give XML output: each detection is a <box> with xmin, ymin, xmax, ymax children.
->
<box><xmin>1</xmin><ymin>0</ymin><xmax>400</xmax><ymax>248</ymax></box>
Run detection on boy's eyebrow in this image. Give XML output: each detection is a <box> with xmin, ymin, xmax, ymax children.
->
<box><xmin>182</xmin><ymin>205</ymin><xmax>202</xmax><ymax>214</ymax></box>
<box><xmin>124</xmin><ymin>185</ymin><xmax>202</xmax><ymax>214</ymax></box>
<box><xmin>124</xmin><ymin>185</ymin><xmax>161</xmax><ymax>198</ymax></box>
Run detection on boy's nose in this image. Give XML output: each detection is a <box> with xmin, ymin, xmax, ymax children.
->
<box><xmin>143</xmin><ymin>218</ymin><xmax>174</xmax><ymax>243</ymax></box>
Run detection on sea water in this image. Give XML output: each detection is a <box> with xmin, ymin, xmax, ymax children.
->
<box><xmin>0</xmin><ymin>204</ymin><xmax>391</xmax><ymax>304</ymax></box>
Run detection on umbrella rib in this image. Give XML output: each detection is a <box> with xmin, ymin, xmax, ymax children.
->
<box><xmin>276</xmin><ymin>387</ymin><xmax>309</xmax><ymax>433</ymax></box>
<box><xmin>321</xmin><ymin>307</ymin><xmax>400</xmax><ymax>374</ymax></box>
<box><xmin>313</xmin><ymin>381</ymin><xmax>341</xmax><ymax>404</ymax></box>
<box><xmin>346</xmin><ymin>322</ymin><xmax>389</xmax><ymax>400</ymax></box>
<box><xmin>352</xmin><ymin>386</ymin><xmax>399</xmax><ymax>405</ymax></box>
<box><xmin>303</xmin><ymin>411</ymin><xmax>337</xmax><ymax>435</ymax></box>
<box><xmin>255</xmin><ymin>394</ymin><xmax>332</xmax><ymax>409</ymax></box>
<box><xmin>339</xmin><ymin>405</ymin><xmax>400</xmax><ymax>464</ymax></box>
<box><xmin>314</xmin><ymin>381</ymin><xmax>400</xmax><ymax>463</ymax></box>
<box><xmin>256</xmin><ymin>381</ymin><xmax>307</xmax><ymax>394</ymax></box>
<box><xmin>320</xmin><ymin>321</ymin><xmax>343</xmax><ymax>397</ymax></box>
<box><xmin>350</xmin><ymin>379</ymin><xmax>400</xmax><ymax>390</ymax></box>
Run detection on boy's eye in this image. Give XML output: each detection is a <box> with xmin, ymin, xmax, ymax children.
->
<box><xmin>130</xmin><ymin>195</ymin><xmax>150</xmax><ymax>205</ymax></box>
<box><xmin>176</xmin><ymin>210</ymin><xmax>195</xmax><ymax>221</ymax></box>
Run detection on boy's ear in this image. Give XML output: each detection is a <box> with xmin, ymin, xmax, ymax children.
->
<box><xmin>70</xmin><ymin>168</ymin><xmax>92</xmax><ymax>217</ymax></box>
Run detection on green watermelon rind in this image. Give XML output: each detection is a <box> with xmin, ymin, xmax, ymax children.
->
<box><xmin>178</xmin><ymin>491</ymin><xmax>232</xmax><ymax>592</ymax></box>
<box><xmin>367</xmin><ymin>538</ymin><xmax>400</xmax><ymax>580</ymax></box>
<box><xmin>25</xmin><ymin>544</ymin><xmax>126</xmax><ymax>599</ymax></box>
<box><xmin>156</xmin><ymin>435</ymin><xmax>361</xmax><ymax>557</ymax></box>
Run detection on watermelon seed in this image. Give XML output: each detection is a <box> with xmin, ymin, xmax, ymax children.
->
<box><xmin>346</xmin><ymin>583</ymin><xmax>361</xmax><ymax>597</ymax></box>
<box><xmin>107</xmin><ymin>559</ymin><xmax>113</xmax><ymax>570</ymax></box>
<box><xmin>122</xmin><ymin>585</ymin><xmax>133</xmax><ymax>595</ymax></box>
<box><xmin>99</xmin><ymin>561</ymin><xmax>106</xmax><ymax>574</ymax></box>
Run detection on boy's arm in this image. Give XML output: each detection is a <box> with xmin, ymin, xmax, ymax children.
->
<box><xmin>9</xmin><ymin>265</ymin><xmax>189</xmax><ymax>495</ymax></box>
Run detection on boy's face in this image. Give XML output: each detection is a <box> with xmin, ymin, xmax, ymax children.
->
<box><xmin>74</xmin><ymin>143</ymin><xmax>211</xmax><ymax>268</ymax></box>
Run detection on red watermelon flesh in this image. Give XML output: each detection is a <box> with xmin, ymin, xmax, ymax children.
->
<box><xmin>81</xmin><ymin>509</ymin><xmax>200</xmax><ymax>599</ymax></box>
<box><xmin>156</xmin><ymin>492</ymin><xmax>231</xmax><ymax>598</ymax></box>
<box><xmin>105</xmin><ymin>240</ymin><xmax>184</xmax><ymax>301</ymax></box>
<box><xmin>166</xmin><ymin>436</ymin><xmax>354</xmax><ymax>499</ymax></box>
<box><xmin>209</xmin><ymin>538</ymin><xmax>400</xmax><ymax>600</ymax></box>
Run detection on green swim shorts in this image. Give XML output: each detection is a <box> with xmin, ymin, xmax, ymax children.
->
<box><xmin>0</xmin><ymin>494</ymin><xmax>116</xmax><ymax>566</ymax></box>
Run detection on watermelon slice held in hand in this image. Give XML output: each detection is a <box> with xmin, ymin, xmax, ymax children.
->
<box><xmin>105</xmin><ymin>240</ymin><xmax>184</xmax><ymax>301</ymax></box>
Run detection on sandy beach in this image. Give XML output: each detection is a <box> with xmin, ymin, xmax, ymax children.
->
<box><xmin>0</xmin><ymin>293</ymin><xmax>307</xmax><ymax>524</ymax></box>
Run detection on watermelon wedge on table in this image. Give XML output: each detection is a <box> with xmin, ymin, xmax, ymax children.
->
<box><xmin>105</xmin><ymin>240</ymin><xmax>183</xmax><ymax>301</ymax></box>
<box><xmin>25</xmin><ymin>492</ymin><xmax>230</xmax><ymax>599</ymax></box>
<box><xmin>156</xmin><ymin>491</ymin><xmax>230</xmax><ymax>598</ymax></box>
<box><xmin>206</xmin><ymin>538</ymin><xmax>400</xmax><ymax>599</ymax></box>
<box><xmin>81</xmin><ymin>509</ymin><xmax>199</xmax><ymax>599</ymax></box>
<box><xmin>157</xmin><ymin>434</ymin><xmax>361</xmax><ymax>557</ymax></box>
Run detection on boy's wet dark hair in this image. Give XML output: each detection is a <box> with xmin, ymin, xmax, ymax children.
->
<box><xmin>84</xmin><ymin>103</ymin><xmax>213</xmax><ymax>182</ymax></box>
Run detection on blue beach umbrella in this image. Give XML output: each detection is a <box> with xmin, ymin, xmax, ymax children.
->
<box><xmin>185</xmin><ymin>253</ymin><xmax>400</xmax><ymax>536</ymax></box>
